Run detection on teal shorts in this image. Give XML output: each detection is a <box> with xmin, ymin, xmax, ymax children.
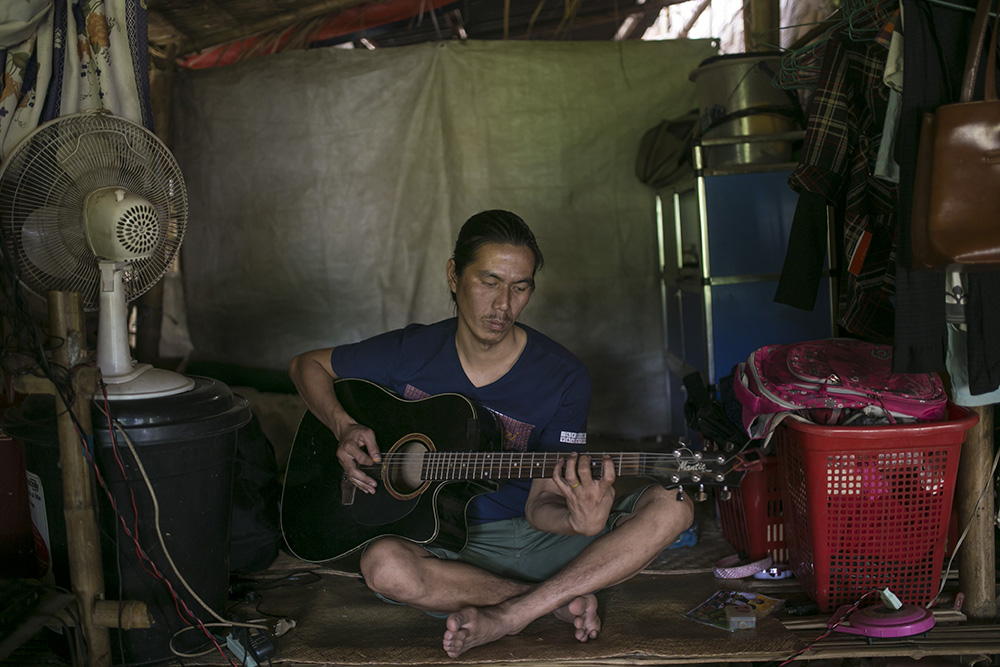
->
<box><xmin>371</xmin><ymin>482</ymin><xmax>658</xmax><ymax>613</ymax></box>
<box><xmin>426</xmin><ymin>482</ymin><xmax>657</xmax><ymax>582</ymax></box>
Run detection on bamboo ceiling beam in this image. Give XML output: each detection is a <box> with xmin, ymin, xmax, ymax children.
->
<box><xmin>460</xmin><ymin>4</ymin><xmax>657</xmax><ymax>41</ymax></box>
<box><xmin>678</xmin><ymin>0</ymin><xmax>710</xmax><ymax>39</ymax></box>
<box><xmin>174</xmin><ymin>0</ymin><xmax>370</xmax><ymax>56</ymax></box>
<box><xmin>147</xmin><ymin>11</ymin><xmax>186</xmax><ymax>47</ymax></box>
<box><xmin>613</xmin><ymin>0</ymin><xmax>677</xmax><ymax>41</ymax></box>
<box><xmin>201</xmin><ymin>0</ymin><xmax>242</xmax><ymax>28</ymax></box>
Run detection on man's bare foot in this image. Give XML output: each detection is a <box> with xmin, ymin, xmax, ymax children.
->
<box><xmin>554</xmin><ymin>594</ymin><xmax>601</xmax><ymax>642</ymax></box>
<box><xmin>443</xmin><ymin>607</ymin><xmax>517</xmax><ymax>658</ymax></box>
<box><xmin>442</xmin><ymin>594</ymin><xmax>601</xmax><ymax>658</ymax></box>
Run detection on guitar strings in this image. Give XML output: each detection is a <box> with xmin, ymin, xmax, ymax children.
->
<box><xmin>365</xmin><ymin>451</ymin><xmax>736</xmax><ymax>482</ymax></box>
<box><xmin>369</xmin><ymin>452</ymin><xmax>728</xmax><ymax>461</ymax></box>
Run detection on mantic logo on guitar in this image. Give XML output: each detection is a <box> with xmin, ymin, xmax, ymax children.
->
<box><xmin>279</xmin><ymin>378</ymin><xmax>754</xmax><ymax>563</ymax></box>
<box><xmin>677</xmin><ymin>460</ymin><xmax>711</xmax><ymax>473</ymax></box>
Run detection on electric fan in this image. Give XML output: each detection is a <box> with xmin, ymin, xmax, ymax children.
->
<box><xmin>0</xmin><ymin>109</ymin><xmax>195</xmax><ymax>399</ymax></box>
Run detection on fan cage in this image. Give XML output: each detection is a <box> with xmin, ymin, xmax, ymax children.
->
<box><xmin>0</xmin><ymin>111</ymin><xmax>187</xmax><ymax>310</ymax></box>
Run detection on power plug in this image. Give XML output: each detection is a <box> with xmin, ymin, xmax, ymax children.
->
<box><xmin>226</xmin><ymin>625</ymin><xmax>275</xmax><ymax>666</ymax></box>
<box><xmin>880</xmin><ymin>587</ymin><xmax>903</xmax><ymax>611</ymax></box>
<box><xmin>273</xmin><ymin>617</ymin><xmax>296</xmax><ymax>637</ymax></box>
<box><xmin>226</xmin><ymin>632</ymin><xmax>259</xmax><ymax>667</ymax></box>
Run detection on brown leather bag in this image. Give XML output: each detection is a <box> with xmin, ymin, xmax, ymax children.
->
<box><xmin>912</xmin><ymin>0</ymin><xmax>1000</xmax><ymax>270</ymax></box>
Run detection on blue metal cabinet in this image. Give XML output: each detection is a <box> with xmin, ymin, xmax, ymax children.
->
<box><xmin>659</xmin><ymin>147</ymin><xmax>835</xmax><ymax>440</ymax></box>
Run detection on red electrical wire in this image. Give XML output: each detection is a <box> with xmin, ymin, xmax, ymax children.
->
<box><xmin>65</xmin><ymin>376</ymin><xmax>240</xmax><ymax>666</ymax></box>
<box><xmin>777</xmin><ymin>588</ymin><xmax>882</xmax><ymax>666</ymax></box>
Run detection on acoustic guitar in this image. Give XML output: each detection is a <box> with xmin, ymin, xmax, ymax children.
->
<box><xmin>279</xmin><ymin>378</ymin><xmax>754</xmax><ymax>563</ymax></box>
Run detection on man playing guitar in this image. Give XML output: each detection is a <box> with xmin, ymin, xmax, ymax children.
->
<box><xmin>288</xmin><ymin>209</ymin><xmax>694</xmax><ymax>658</ymax></box>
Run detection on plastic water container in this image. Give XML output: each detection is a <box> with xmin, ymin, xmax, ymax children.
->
<box><xmin>4</xmin><ymin>376</ymin><xmax>251</xmax><ymax>665</ymax></box>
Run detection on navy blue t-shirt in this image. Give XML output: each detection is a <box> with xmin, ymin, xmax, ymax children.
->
<box><xmin>329</xmin><ymin>318</ymin><xmax>591</xmax><ymax>522</ymax></box>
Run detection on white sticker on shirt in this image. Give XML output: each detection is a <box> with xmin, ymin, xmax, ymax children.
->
<box><xmin>560</xmin><ymin>431</ymin><xmax>587</xmax><ymax>445</ymax></box>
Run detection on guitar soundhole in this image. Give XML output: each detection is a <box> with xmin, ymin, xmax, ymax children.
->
<box><xmin>384</xmin><ymin>434</ymin><xmax>432</xmax><ymax>500</ymax></box>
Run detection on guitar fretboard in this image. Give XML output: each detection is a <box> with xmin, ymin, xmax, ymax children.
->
<box><xmin>381</xmin><ymin>451</ymin><xmax>727</xmax><ymax>484</ymax></box>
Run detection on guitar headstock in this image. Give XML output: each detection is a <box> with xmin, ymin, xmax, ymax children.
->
<box><xmin>639</xmin><ymin>447</ymin><xmax>762</xmax><ymax>496</ymax></box>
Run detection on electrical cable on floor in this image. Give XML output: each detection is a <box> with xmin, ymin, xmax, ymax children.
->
<box><xmin>26</xmin><ymin>583</ymin><xmax>87</xmax><ymax>667</ymax></box>
<box><xmin>775</xmin><ymin>588</ymin><xmax>882</xmax><ymax>665</ymax></box>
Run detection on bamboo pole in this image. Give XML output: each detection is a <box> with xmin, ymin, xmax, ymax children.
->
<box><xmin>955</xmin><ymin>404</ymin><xmax>997</xmax><ymax>621</ymax></box>
<box><xmin>51</xmin><ymin>600</ymin><xmax>153</xmax><ymax>632</ymax></box>
<box><xmin>743</xmin><ymin>0</ymin><xmax>780</xmax><ymax>51</ymax></box>
<box><xmin>679</xmin><ymin>0</ymin><xmax>711</xmax><ymax>39</ymax></box>
<box><xmin>47</xmin><ymin>291</ymin><xmax>112</xmax><ymax>667</ymax></box>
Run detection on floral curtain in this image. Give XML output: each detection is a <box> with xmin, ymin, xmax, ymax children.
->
<box><xmin>0</xmin><ymin>0</ymin><xmax>151</xmax><ymax>162</ymax></box>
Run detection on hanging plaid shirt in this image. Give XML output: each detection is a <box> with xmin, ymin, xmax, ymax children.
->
<box><xmin>788</xmin><ymin>26</ymin><xmax>897</xmax><ymax>340</ymax></box>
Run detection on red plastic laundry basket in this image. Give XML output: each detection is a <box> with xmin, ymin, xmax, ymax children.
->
<box><xmin>775</xmin><ymin>404</ymin><xmax>977</xmax><ymax>612</ymax></box>
<box><xmin>718</xmin><ymin>456</ymin><xmax>787</xmax><ymax>564</ymax></box>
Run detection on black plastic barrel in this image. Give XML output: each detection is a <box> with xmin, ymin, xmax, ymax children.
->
<box><xmin>3</xmin><ymin>376</ymin><xmax>251</xmax><ymax>666</ymax></box>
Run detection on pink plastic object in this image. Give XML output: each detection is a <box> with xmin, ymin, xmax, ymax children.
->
<box><xmin>829</xmin><ymin>603</ymin><xmax>936</xmax><ymax>639</ymax></box>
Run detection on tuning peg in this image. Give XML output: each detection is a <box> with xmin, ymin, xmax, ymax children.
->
<box><xmin>694</xmin><ymin>484</ymin><xmax>708</xmax><ymax>503</ymax></box>
<box><xmin>670</xmin><ymin>474</ymin><xmax>680</xmax><ymax>485</ymax></box>
<box><xmin>690</xmin><ymin>474</ymin><xmax>701</xmax><ymax>483</ymax></box>
<box><xmin>676</xmin><ymin>488</ymin><xmax>685</xmax><ymax>502</ymax></box>
<box><xmin>718</xmin><ymin>486</ymin><xmax>732</xmax><ymax>502</ymax></box>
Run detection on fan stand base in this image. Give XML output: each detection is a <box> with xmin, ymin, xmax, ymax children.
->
<box><xmin>97</xmin><ymin>364</ymin><xmax>196</xmax><ymax>400</ymax></box>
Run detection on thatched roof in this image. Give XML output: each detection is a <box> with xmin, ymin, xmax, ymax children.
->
<box><xmin>147</xmin><ymin>0</ymin><xmax>687</xmax><ymax>67</ymax></box>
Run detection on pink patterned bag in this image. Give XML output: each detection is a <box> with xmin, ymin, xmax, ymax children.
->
<box><xmin>735</xmin><ymin>338</ymin><xmax>948</xmax><ymax>442</ymax></box>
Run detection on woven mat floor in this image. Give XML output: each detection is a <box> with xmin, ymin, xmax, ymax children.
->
<box><xmin>199</xmin><ymin>565</ymin><xmax>799</xmax><ymax>666</ymax></box>
<box><xmin>176</xmin><ymin>513</ymin><xmax>803</xmax><ymax>666</ymax></box>
<box><xmin>8</xmin><ymin>514</ymin><xmax>998</xmax><ymax>666</ymax></box>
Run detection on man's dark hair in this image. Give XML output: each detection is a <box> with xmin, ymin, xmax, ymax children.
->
<box><xmin>452</xmin><ymin>210</ymin><xmax>545</xmax><ymax>280</ymax></box>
